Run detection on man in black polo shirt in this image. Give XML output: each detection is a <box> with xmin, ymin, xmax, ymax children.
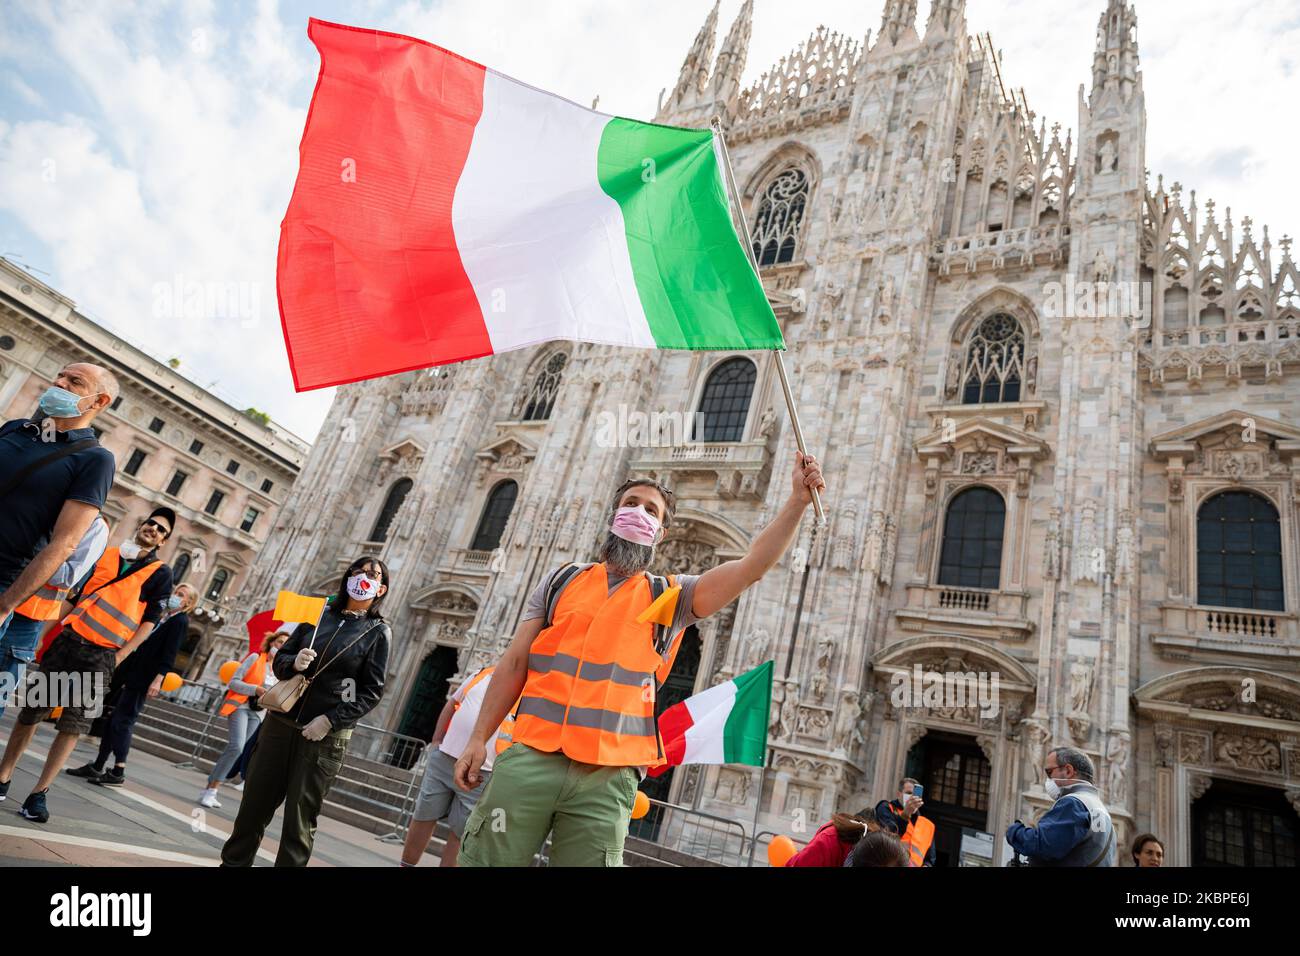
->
<box><xmin>0</xmin><ymin>362</ymin><xmax>116</xmax><ymax>817</ymax></box>
<box><xmin>0</xmin><ymin>363</ymin><xmax>117</xmax><ymax>618</ymax></box>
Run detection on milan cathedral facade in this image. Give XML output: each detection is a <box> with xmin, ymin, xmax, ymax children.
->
<box><xmin>216</xmin><ymin>0</ymin><xmax>1300</xmax><ymax>865</ymax></box>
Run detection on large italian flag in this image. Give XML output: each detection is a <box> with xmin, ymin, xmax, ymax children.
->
<box><xmin>650</xmin><ymin>660</ymin><xmax>773</xmax><ymax>777</ymax></box>
<box><xmin>278</xmin><ymin>19</ymin><xmax>784</xmax><ymax>391</ymax></box>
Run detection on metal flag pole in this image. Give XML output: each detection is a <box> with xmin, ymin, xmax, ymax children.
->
<box><xmin>711</xmin><ymin>117</ymin><xmax>826</xmax><ymax>524</ymax></box>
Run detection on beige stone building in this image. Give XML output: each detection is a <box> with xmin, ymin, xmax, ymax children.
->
<box><xmin>224</xmin><ymin>0</ymin><xmax>1299</xmax><ymax>865</ymax></box>
<box><xmin>0</xmin><ymin>258</ymin><xmax>307</xmax><ymax>678</ymax></box>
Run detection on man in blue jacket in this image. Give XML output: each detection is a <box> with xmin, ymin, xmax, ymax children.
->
<box><xmin>1006</xmin><ymin>746</ymin><xmax>1116</xmax><ymax>866</ymax></box>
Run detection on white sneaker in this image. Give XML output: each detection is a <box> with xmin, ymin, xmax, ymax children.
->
<box><xmin>199</xmin><ymin>789</ymin><xmax>222</xmax><ymax>808</ymax></box>
<box><xmin>233</xmin><ymin>781</ymin><xmax>245</xmax><ymax>792</ymax></box>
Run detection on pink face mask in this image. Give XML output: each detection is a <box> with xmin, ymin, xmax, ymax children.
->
<box><xmin>610</xmin><ymin>505</ymin><xmax>661</xmax><ymax>546</ymax></box>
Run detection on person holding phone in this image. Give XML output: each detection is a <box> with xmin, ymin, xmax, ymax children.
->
<box><xmin>875</xmin><ymin>777</ymin><xmax>936</xmax><ymax>867</ymax></box>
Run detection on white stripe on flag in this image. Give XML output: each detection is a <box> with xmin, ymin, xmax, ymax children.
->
<box><xmin>680</xmin><ymin>679</ymin><xmax>737</xmax><ymax>766</ymax></box>
<box><xmin>452</xmin><ymin>71</ymin><xmax>657</xmax><ymax>353</ymax></box>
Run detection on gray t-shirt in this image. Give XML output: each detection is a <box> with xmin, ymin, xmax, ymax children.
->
<box><xmin>522</xmin><ymin>564</ymin><xmax>704</xmax><ymax>637</ymax></box>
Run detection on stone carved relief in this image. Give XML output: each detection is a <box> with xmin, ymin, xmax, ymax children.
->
<box><xmin>713</xmin><ymin>767</ymin><xmax>752</xmax><ymax>805</ymax></box>
<box><xmin>1104</xmin><ymin>732</ymin><xmax>1129</xmax><ymax>806</ymax></box>
<box><xmin>1073</xmin><ymin>499</ymin><xmax>1101</xmax><ymax>584</ymax></box>
<box><xmin>1178</xmin><ymin>732</ymin><xmax>1209</xmax><ymax>766</ymax></box>
<box><xmin>740</xmin><ymin>628</ymin><xmax>771</xmax><ymax>673</ymax></box>
<box><xmin>1044</xmin><ymin>508</ymin><xmax>1062</xmax><ymax>580</ymax></box>
<box><xmin>1068</xmin><ymin>661</ymin><xmax>1095</xmax><ymax>742</ymax></box>
<box><xmin>796</xmin><ymin>705</ymin><xmax>833</xmax><ymax>739</ymax></box>
<box><xmin>809</xmin><ymin>638</ymin><xmax>835</xmax><ymax>700</ymax></box>
<box><xmin>1214</xmin><ymin>734</ymin><xmax>1282</xmax><ymax>774</ymax></box>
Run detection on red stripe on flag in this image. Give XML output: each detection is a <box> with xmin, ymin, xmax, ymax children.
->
<box><xmin>649</xmin><ymin>699</ymin><xmax>695</xmax><ymax>777</ymax></box>
<box><xmin>277</xmin><ymin>19</ymin><xmax>495</xmax><ymax>391</ymax></box>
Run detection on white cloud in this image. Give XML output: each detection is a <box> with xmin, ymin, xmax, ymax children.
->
<box><xmin>0</xmin><ymin>0</ymin><xmax>1296</xmax><ymax>442</ymax></box>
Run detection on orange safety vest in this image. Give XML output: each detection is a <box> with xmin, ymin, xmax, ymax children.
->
<box><xmin>886</xmin><ymin>803</ymin><xmax>936</xmax><ymax>867</ymax></box>
<box><xmin>16</xmin><ymin>582</ymin><xmax>70</xmax><ymax>621</ymax></box>
<box><xmin>511</xmin><ymin>564</ymin><xmax>680</xmax><ymax>767</ymax></box>
<box><xmin>220</xmin><ymin>653</ymin><xmax>268</xmax><ymax>716</ymax></box>
<box><xmin>62</xmin><ymin>548</ymin><xmax>159</xmax><ymax>650</ymax></box>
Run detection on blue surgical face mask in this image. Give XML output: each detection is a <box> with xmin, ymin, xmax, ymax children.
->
<box><xmin>165</xmin><ymin>595</ymin><xmax>184</xmax><ymax>610</ymax></box>
<box><xmin>38</xmin><ymin>386</ymin><xmax>90</xmax><ymax>419</ymax></box>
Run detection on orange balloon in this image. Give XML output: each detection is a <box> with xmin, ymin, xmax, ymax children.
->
<box><xmin>218</xmin><ymin>660</ymin><xmax>240</xmax><ymax>684</ymax></box>
<box><xmin>161</xmin><ymin>672</ymin><xmax>183</xmax><ymax>693</ymax></box>
<box><xmin>50</xmin><ymin>706</ymin><xmax>64</xmax><ymax>720</ymax></box>
<box><xmin>767</xmin><ymin>834</ymin><xmax>798</xmax><ymax>867</ymax></box>
<box><xmin>631</xmin><ymin>790</ymin><xmax>650</xmax><ymax>820</ymax></box>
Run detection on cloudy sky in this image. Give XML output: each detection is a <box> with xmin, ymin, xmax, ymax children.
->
<box><xmin>2</xmin><ymin>0</ymin><xmax>1296</xmax><ymax>442</ymax></box>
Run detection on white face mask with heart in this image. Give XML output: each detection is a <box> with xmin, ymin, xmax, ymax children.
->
<box><xmin>345</xmin><ymin>573</ymin><xmax>382</xmax><ymax>601</ymax></box>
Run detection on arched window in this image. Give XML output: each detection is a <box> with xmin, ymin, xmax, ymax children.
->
<box><xmin>172</xmin><ymin>552</ymin><xmax>191</xmax><ymax>584</ymax></box>
<box><xmin>693</xmin><ymin>358</ymin><xmax>757</xmax><ymax>443</ymax></box>
<box><xmin>471</xmin><ymin>480</ymin><xmax>518</xmax><ymax>552</ymax></box>
<box><xmin>1197</xmin><ymin>491</ymin><xmax>1284</xmax><ymax>611</ymax></box>
<box><xmin>961</xmin><ymin>313</ymin><xmax>1025</xmax><ymax>405</ymax></box>
<box><xmin>206</xmin><ymin>568</ymin><xmax>230</xmax><ymax>602</ymax></box>
<box><xmin>517</xmin><ymin>352</ymin><xmax>567</xmax><ymax>421</ymax></box>
<box><xmin>370</xmin><ymin>478</ymin><xmax>413</xmax><ymax>543</ymax></box>
<box><xmin>752</xmin><ymin>167</ymin><xmax>809</xmax><ymax>266</ymax></box>
<box><xmin>937</xmin><ymin>487</ymin><xmax>1005</xmax><ymax>590</ymax></box>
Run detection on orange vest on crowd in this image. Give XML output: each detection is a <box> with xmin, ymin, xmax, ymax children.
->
<box><xmin>511</xmin><ymin>564</ymin><xmax>680</xmax><ymax>767</ymax></box>
<box><xmin>887</xmin><ymin>803</ymin><xmax>936</xmax><ymax>867</ymax></box>
<box><xmin>15</xmin><ymin>581</ymin><xmax>70</xmax><ymax>621</ymax></box>
<box><xmin>220</xmin><ymin>653</ymin><xmax>268</xmax><ymax>716</ymax></box>
<box><xmin>62</xmin><ymin>548</ymin><xmax>158</xmax><ymax>650</ymax></box>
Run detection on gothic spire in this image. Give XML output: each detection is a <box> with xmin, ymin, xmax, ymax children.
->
<box><xmin>879</xmin><ymin>0</ymin><xmax>918</xmax><ymax>47</ymax></box>
<box><xmin>925</xmin><ymin>0</ymin><xmax>965</xmax><ymax>36</ymax></box>
<box><xmin>713</xmin><ymin>0</ymin><xmax>753</xmax><ymax>99</ymax></box>
<box><xmin>669</xmin><ymin>0</ymin><xmax>719</xmax><ymax>109</ymax></box>
<box><xmin>1090</xmin><ymin>0</ymin><xmax>1141</xmax><ymax>103</ymax></box>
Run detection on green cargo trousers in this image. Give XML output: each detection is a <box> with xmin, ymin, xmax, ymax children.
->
<box><xmin>457</xmin><ymin>743</ymin><xmax>639</xmax><ymax>867</ymax></box>
<box><xmin>220</xmin><ymin>713</ymin><xmax>351</xmax><ymax>867</ymax></box>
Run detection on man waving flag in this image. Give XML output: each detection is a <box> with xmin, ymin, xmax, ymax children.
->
<box><xmin>277</xmin><ymin>19</ymin><xmax>784</xmax><ymax>391</ymax></box>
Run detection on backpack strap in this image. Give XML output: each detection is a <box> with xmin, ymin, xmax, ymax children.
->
<box><xmin>542</xmin><ymin>563</ymin><xmax>584</xmax><ymax>629</ymax></box>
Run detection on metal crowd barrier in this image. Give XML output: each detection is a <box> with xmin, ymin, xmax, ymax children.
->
<box><xmin>631</xmin><ymin>797</ymin><xmax>751</xmax><ymax>866</ymax></box>
<box><xmin>164</xmin><ymin>678</ymin><xmax>226</xmax><ymax>771</ymax></box>
<box><xmin>340</xmin><ymin>722</ymin><xmax>431</xmax><ymax>844</ymax></box>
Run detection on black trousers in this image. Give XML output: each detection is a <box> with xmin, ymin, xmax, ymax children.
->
<box><xmin>95</xmin><ymin>682</ymin><xmax>150</xmax><ymax>766</ymax></box>
<box><xmin>220</xmin><ymin>714</ymin><xmax>351</xmax><ymax>867</ymax></box>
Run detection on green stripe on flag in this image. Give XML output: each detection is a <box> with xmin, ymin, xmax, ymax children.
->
<box><xmin>723</xmin><ymin>660</ymin><xmax>773</xmax><ymax>766</ymax></box>
<box><xmin>596</xmin><ymin>119</ymin><xmax>785</xmax><ymax>351</ymax></box>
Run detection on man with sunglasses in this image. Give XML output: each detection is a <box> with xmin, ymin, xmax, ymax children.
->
<box><xmin>0</xmin><ymin>508</ymin><xmax>175</xmax><ymax>823</ymax></box>
<box><xmin>1005</xmin><ymin>746</ymin><xmax>1116</xmax><ymax>867</ymax></box>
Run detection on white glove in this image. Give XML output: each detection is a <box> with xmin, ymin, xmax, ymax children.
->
<box><xmin>293</xmin><ymin>648</ymin><xmax>317</xmax><ymax>672</ymax></box>
<box><xmin>301</xmin><ymin>715</ymin><xmax>333</xmax><ymax>741</ymax></box>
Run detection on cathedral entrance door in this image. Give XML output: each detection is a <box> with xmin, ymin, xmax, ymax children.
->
<box><xmin>905</xmin><ymin>731</ymin><xmax>991</xmax><ymax>867</ymax></box>
<box><xmin>629</xmin><ymin>625</ymin><xmax>701</xmax><ymax>843</ymax></box>
<box><xmin>391</xmin><ymin>645</ymin><xmax>459</xmax><ymax>769</ymax></box>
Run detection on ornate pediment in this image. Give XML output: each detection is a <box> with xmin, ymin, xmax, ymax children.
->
<box><xmin>1150</xmin><ymin>411</ymin><xmax>1300</xmax><ymax>483</ymax></box>
<box><xmin>474</xmin><ymin>435</ymin><xmax>538</xmax><ymax>485</ymax></box>
<box><xmin>376</xmin><ymin>438</ymin><xmax>426</xmax><ymax>484</ymax></box>
<box><xmin>915</xmin><ymin>417</ymin><xmax>1049</xmax><ymax>459</ymax></box>
<box><xmin>408</xmin><ymin>583</ymin><xmax>481</xmax><ymax>617</ymax></box>
<box><xmin>1134</xmin><ymin>667</ymin><xmax>1300</xmax><ymax>729</ymax></box>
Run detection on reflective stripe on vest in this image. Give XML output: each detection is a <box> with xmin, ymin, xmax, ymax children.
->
<box><xmin>511</xmin><ymin>563</ymin><xmax>676</xmax><ymax>767</ymax></box>
<box><xmin>16</xmin><ymin>582</ymin><xmax>69</xmax><ymax>621</ymax></box>
<box><xmin>64</xmin><ymin>548</ymin><xmax>158</xmax><ymax>649</ymax></box>
<box><xmin>902</xmin><ymin>815</ymin><xmax>935</xmax><ymax>867</ymax></box>
<box><xmin>220</xmin><ymin>654</ymin><xmax>267</xmax><ymax>716</ymax></box>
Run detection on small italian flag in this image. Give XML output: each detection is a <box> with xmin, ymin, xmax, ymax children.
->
<box><xmin>278</xmin><ymin>19</ymin><xmax>784</xmax><ymax>391</ymax></box>
<box><xmin>650</xmin><ymin>661</ymin><xmax>773</xmax><ymax>777</ymax></box>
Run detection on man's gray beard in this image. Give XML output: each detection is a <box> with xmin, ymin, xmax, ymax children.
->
<box><xmin>598</xmin><ymin>531</ymin><xmax>655</xmax><ymax>576</ymax></box>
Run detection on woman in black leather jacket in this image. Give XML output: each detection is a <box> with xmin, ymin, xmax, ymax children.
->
<box><xmin>220</xmin><ymin>557</ymin><xmax>392</xmax><ymax>867</ymax></box>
